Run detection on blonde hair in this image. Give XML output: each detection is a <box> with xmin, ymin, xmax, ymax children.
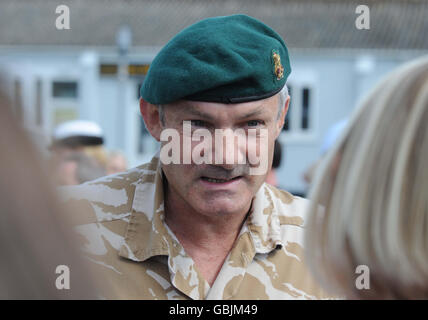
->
<box><xmin>305</xmin><ymin>56</ymin><xmax>428</xmax><ymax>299</ymax></box>
<box><xmin>82</xmin><ymin>145</ymin><xmax>108</xmax><ymax>168</ymax></box>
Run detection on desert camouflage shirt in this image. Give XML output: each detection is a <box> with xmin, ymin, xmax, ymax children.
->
<box><xmin>62</xmin><ymin>154</ymin><xmax>331</xmax><ymax>300</ymax></box>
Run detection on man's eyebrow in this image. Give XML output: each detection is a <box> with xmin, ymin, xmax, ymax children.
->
<box><xmin>181</xmin><ymin>105</ymin><xmax>265</xmax><ymax>121</ymax></box>
<box><xmin>182</xmin><ymin>108</ymin><xmax>216</xmax><ymax>121</ymax></box>
<box><xmin>238</xmin><ymin>106</ymin><xmax>264</xmax><ymax>119</ymax></box>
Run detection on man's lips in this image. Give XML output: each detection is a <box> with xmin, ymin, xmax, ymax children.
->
<box><xmin>200</xmin><ymin>176</ymin><xmax>243</xmax><ymax>184</ymax></box>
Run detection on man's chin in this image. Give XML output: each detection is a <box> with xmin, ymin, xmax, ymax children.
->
<box><xmin>193</xmin><ymin>198</ymin><xmax>250</xmax><ymax>217</ymax></box>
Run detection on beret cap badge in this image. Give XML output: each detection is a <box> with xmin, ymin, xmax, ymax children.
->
<box><xmin>272</xmin><ymin>51</ymin><xmax>284</xmax><ymax>80</ymax></box>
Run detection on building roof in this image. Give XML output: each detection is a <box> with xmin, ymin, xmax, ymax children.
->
<box><xmin>0</xmin><ymin>0</ymin><xmax>427</xmax><ymax>50</ymax></box>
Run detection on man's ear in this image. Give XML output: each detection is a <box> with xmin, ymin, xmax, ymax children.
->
<box><xmin>275</xmin><ymin>95</ymin><xmax>290</xmax><ymax>138</ymax></box>
<box><xmin>139</xmin><ymin>98</ymin><xmax>162</xmax><ymax>141</ymax></box>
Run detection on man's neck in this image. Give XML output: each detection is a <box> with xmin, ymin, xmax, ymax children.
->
<box><xmin>164</xmin><ymin>189</ymin><xmax>250</xmax><ymax>252</ymax></box>
<box><xmin>164</xmin><ymin>187</ymin><xmax>251</xmax><ymax>286</ymax></box>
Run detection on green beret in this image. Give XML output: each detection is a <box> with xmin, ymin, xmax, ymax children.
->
<box><xmin>140</xmin><ymin>14</ymin><xmax>291</xmax><ymax>105</ymax></box>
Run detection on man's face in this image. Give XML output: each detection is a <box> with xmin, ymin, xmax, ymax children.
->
<box><xmin>157</xmin><ymin>94</ymin><xmax>287</xmax><ymax>218</ymax></box>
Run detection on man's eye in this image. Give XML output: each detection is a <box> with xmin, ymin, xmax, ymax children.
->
<box><xmin>190</xmin><ymin>120</ymin><xmax>207</xmax><ymax>127</ymax></box>
<box><xmin>247</xmin><ymin>120</ymin><xmax>264</xmax><ymax>127</ymax></box>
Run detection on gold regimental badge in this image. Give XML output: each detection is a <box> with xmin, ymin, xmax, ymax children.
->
<box><xmin>272</xmin><ymin>51</ymin><xmax>284</xmax><ymax>80</ymax></box>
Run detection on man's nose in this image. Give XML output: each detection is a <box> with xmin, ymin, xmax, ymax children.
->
<box><xmin>213</xmin><ymin>129</ymin><xmax>246</xmax><ymax>168</ymax></box>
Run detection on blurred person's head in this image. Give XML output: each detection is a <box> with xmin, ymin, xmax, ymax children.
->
<box><xmin>305</xmin><ymin>56</ymin><xmax>428</xmax><ymax>299</ymax></box>
<box><xmin>50</xmin><ymin>120</ymin><xmax>104</xmax><ymax>163</ymax></box>
<box><xmin>106</xmin><ymin>151</ymin><xmax>128</xmax><ymax>175</ymax></box>
<box><xmin>51</xmin><ymin>120</ymin><xmax>104</xmax><ymax>149</ymax></box>
<box><xmin>51</xmin><ymin>120</ymin><xmax>107</xmax><ymax>185</ymax></box>
<box><xmin>56</xmin><ymin>152</ymin><xmax>106</xmax><ymax>186</ymax></box>
<box><xmin>0</xmin><ymin>90</ymin><xmax>98</xmax><ymax>299</ymax></box>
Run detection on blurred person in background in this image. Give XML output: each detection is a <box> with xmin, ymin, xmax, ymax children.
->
<box><xmin>106</xmin><ymin>150</ymin><xmax>128</xmax><ymax>175</ymax></box>
<box><xmin>0</xmin><ymin>89</ymin><xmax>98</xmax><ymax>299</ymax></box>
<box><xmin>56</xmin><ymin>152</ymin><xmax>106</xmax><ymax>185</ymax></box>
<box><xmin>305</xmin><ymin>56</ymin><xmax>428</xmax><ymax>299</ymax></box>
<box><xmin>50</xmin><ymin>119</ymin><xmax>105</xmax><ymax>160</ymax></box>
<box><xmin>50</xmin><ymin>120</ymin><xmax>108</xmax><ymax>184</ymax></box>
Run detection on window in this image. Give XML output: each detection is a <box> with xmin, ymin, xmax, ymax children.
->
<box><xmin>282</xmin><ymin>83</ymin><xmax>315</xmax><ymax>138</ymax></box>
<box><xmin>99</xmin><ymin>63</ymin><xmax>150</xmax><ymax>77</ymax></box>
<box><xmin>52</xmin><ymin>81</ymin><xmax>78</xmax><ymax>98</ymax></box>
<box><xmin>100</xmin><ymin>64</ymin><xmax>118</xmax><ymax>75</ymax></box>
<box><xmin>283</xmin><ymin>85</ymin><xmax>292</xmax><ymax>131</ymax></box>
<box><xmin>301</xmin><ymin>87</ymin><xmax>311</xmax><ymax>130</ymax></box>
<box><xmin>51</xmin><ymin>80</ymin><xmax>79</xmax><ymax>128</ymax></box>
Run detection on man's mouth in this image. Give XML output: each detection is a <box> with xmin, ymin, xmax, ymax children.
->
<box><xmin>200</xmin><ymin>176</ymin><xmax>242</xmax><ymax>183</ymax></box>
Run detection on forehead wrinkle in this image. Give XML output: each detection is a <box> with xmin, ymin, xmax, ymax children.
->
<box><xmin>238</xmin><ymin>105</ymin><xmax>265</xmax><ymax>120</ymax></box>
<box><xmin>178</xmin><ymin>101</ymin><xmax>266</xmax><ymax>122</ymax></box>
<box><xmin>181</xmin><ymin>107</ymin><xmax>216</xmax><ymax>121</ymax></box>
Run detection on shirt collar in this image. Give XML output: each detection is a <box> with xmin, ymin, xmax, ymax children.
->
<box><xmin>118</xmin><ymin>154</ymin><xmax>170</xmax><ymax>261</ymax></box>
<box><xmin>246</xmin><ymin>182</ymin><xmax>284</xmax><ymax>253</ymax></box>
